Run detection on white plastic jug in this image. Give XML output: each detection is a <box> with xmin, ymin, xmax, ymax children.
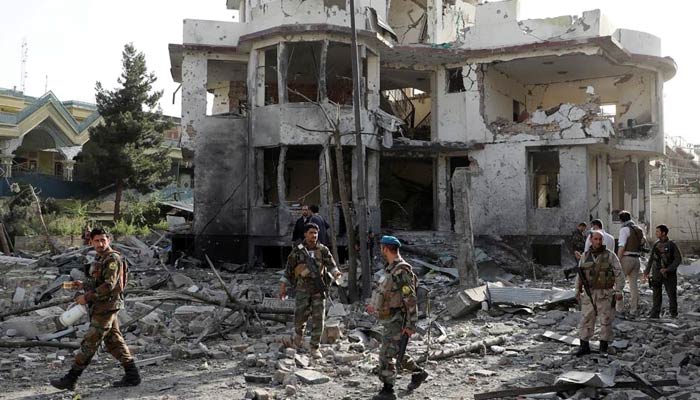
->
<box><xmin>59</xmin><ymin>303</ymin><xmax>87</xmax><ymax>327</ymax></box>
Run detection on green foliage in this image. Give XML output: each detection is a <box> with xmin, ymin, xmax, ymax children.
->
<box><xmin>46</xmin><ymin>215</ymin><xmax>85</xmax><ymax>236</ymax></box>
<box><xmin>80</xmin><ymin>43</ymin><xmax>173</xmax><ymax>207</ymax></box>
<box><xmin>110</xmin><ymin>219</ymin><xmax>151</xmax><ymax>237</ymax></box>
<box><xmin>122</xmin><ymin>195</ymin><xmax>162</xmax><ymax>227</ymax></box>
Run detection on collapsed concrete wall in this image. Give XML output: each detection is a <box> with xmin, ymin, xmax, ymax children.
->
<box><xmin>651</xmin><ymin>193</ymin><xmax>700</xmax><ymax>243</ymax></box>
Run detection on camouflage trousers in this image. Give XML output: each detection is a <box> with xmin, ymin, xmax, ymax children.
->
<box><xmin>294</xmin><ymin>288</ymin><xmax>325</xmax><ymax>349</ymax></box>
<box><xmin>378</xmin><ymin>315</ymin><xmax>423</xmax><ymax>385</ymax></box>
<box><xmin>579</xmin><ymin>289</ymin><xmax>615</xmax><ymax>342</ymax></box>
<box><xmin>73</xmin><ymin>310</ymin><xmax>133</xmax><ymax>371</ymax></box>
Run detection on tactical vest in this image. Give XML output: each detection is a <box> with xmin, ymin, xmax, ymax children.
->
<box><xmin>581</xmin><ymin>251</ymin><xmax>615</xmax><ymax>290</ymax></box>
<box><xmin>90</xmin><ymin>250</ymin><xmax>127</xmax><ymax>312</ymax></box>
<box><xmin>374</xmin><ymin>260</ymin><xmax>417</xmax><ymax>320</ymax></box>
<box><xmin>623</xmin><ymin>224</ymin><xmax>644</xmax><ymax>252</ymax></box>
<box><xmin>292</xmin><ymin>245</ymin><xmax>325</xmax><ymax>291</ymax></box>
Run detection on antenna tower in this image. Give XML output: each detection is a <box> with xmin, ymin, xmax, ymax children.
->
<box><xmin>20</xmin><ymin>38</ymin><xmax>28</xmax><ymax>93</ymax></box>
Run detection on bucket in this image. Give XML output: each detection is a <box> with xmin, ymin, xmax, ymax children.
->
<box><xmin>59</xmin><ymin>303</ymin><xmax>87</xmax><ymax>327</ymax></box>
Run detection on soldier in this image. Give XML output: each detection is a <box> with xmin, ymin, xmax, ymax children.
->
<box><xmin>644</xmin><ymin>224</ymin><xmax>682</xmax><ymax>319</ymax></box>
<box><xmin>616</xmin><ymin>211</ymin><xmax>647</xmax><ymax>318</ymax></box>
<box><xmin>367</xmin><ymin>236</ymin><xmax>428</xmax><ymax>400</ymax></box>
<box><xmin>279</xmin><ymin>223</ymin><xmax>340</xmax><ymax>359</ymax></box>
<box><xmin>567</xmin><ymin>222</ymin><xmax>588</xmax><ymax>279</ymax></box>
<box><xmin>50</xmin><ymin>228</ymin><xmax>140</xmax><ymax>390</ymax></box>
<box><xmin>575</xmin><ymin>230</ymin><xmax>624</xmax><ymax>357</ymax></box>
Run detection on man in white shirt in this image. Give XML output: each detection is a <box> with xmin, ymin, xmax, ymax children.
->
<box><xmin>580</xmin><ymin>219</ymin><xmax>616</xmax><ymax>254</ymax></box>
<box><xmin>616</xmin><ymin>210</ymin><xmax>646</xmax><ymax>317</ymax></box>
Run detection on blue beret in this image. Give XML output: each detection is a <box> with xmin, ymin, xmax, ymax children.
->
<box><xmin>380</xmin><ymin>235</ymin><xmax>401</xmax><ymax>247</ymax></box>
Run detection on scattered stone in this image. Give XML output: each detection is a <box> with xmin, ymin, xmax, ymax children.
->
<box><xmin>244</xmin><ymin>373</ymin><xmax>272</xmax><ymax>384</ymax></box>
<box><xmin>285</xmin><ymin>384</ymin><xmax>296</xmax><ymax>396</ymax></box>
<box><xmin>295</xmin><ymin>369</ymin><xmax>331</xmax><ymax>385</ymax></box>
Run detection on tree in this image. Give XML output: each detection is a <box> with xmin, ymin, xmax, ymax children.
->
<box><xmin>81</xmin><ymin>43</ymin><xmax>172</xmax><ymax>220</ymax></box>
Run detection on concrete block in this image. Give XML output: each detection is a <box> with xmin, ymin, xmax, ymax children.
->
<box><xmin>12</xmin><ymin>287</ymin><xmax>26</xmax><ymax>303</ymax></box>
<box><xmin>170</xmin><ymin>273</ymin><xmax>195</xmax><ymax>288</ymax></box>
<box><xmin>295</xmin><ymin>369</ymin><xmax>331</xmax><ymax>384</ymax></box>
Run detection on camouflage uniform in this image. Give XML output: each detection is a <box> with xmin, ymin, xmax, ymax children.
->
<box><xmin>73</xmin><ymin>251</ymin><xmax>133</xmax><ymax>370</ymax></box>
<box><xmin>645</xmin><ymin>238</ymin><xmax>682</xmax><ymax>318</ymax></box>
<box><xmin>372</xmin><ymin>257</ymin><xmax>424</xmax><ymax>386</ymax></box>
<box><xmin>577</xmin><ymin>247</ymin><xmax>624</xmax><ymax>342</ymax></box>
<box><xmin>571</xmin><ymin>229</ymin><xmax>586</xmax><ymax>253</ymax></box>
<box><xmin>281</xmin><ymin>240</ymin><xmax>338</xmax><ymax>349</ymax></box>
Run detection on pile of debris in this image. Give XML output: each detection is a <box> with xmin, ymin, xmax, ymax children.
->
<box><xmin>0</xmin><ymin>233</ymin><xmax>699</xmax><ymax>399</ymax></box>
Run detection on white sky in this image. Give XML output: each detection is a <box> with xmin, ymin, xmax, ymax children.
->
<box><xmin>0</xmin><ymin>0</ymin><xmax>696</xmax><ymax>142</ymax></box>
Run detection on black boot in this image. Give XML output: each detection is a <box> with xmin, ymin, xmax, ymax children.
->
<box><xmin>50</xmin><ymin>367</ymin><xmax>83</xmax><ymax>391</ymax></box>
<box><xmin>407</xmin><ymin>369</ymin><xmax>429</xmax><ymax>391</ymax></box>
<box><xmin>575</xmin><ymin>340</ymin><xmax>591</xmax><ymax>357</ymax></box>
<box><xmin>113</xmin><ymin>361</ymin><xmax>141</xmax><ymax>387</ymax></box>
<box><xmin>599</xmin><ymin>340</ymin><xmax>609</xmax><ymax>356</ymax></box>
<box><xmin>372</xmin><ymin>383</ymin><xmax>396</xmax><ymax>400</ymax></box>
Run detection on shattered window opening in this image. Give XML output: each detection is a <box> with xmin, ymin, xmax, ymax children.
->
<box><xmin>598</xmin><ymin>104</ymin><xmax>616</xmax><ymax>124</ymax></box>
<box><xmin>287</xmin><ymin>42</ymin><xmax>322</xmax><ymax>103</ymax></box>
<box><xmin>529</xmin><ymin>150</ymin><xmax>560</xmax><ymax>209</ymax></box>
<box><xmin>263</xmin><ymin>47</ymin><xmax>278</xmax><ymax>105</ymax></box>
<box><xmin>447</xmin><ymin>67</ymin><xmax>466</xmax><ymax>93</ymax></box>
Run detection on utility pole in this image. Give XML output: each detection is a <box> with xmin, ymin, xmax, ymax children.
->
<box><xmin>348</xmin><ymin>0</ymin><xmax>372</xmax><ymax>299</ymax></box>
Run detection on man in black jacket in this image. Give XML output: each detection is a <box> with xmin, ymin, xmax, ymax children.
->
<box><xmin>309</xmin><ymin>205</ymin><xmax>331</xmax><ymax>246</ymax></box>
<box><xmin>292</xmin><ymin>205</ymin><xmax>312</xmax><ymax>243</ymax></box>
<box><xmin>644</xmin><ymin>224</ymin><xmax>682</xmax><ymax>318</ymax></box>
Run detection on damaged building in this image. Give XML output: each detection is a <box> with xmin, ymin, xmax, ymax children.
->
<box><xmin>169</xmin><ymin>0</ymin><xmax>676</xmax><ymax>265</ymax></box>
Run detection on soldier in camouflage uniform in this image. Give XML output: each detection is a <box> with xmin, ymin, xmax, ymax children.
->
<box><xmin>644</xmin><ymin>224</ymin><xmax>682</xmax><ymax>318</ymax></box>
<box><xmin>575</xmin><ymin>230</ymin><xmax>624</xmax><ymax>357</ymax></box>
<box><xmin>367</xmin><ymin>236</ymin><xmax>428</xmax><ymax>400</ymax></box>
<box><xmin>567</xmin><ymin>222</ymin><xmax>588</xmax><ymax>279</ymax></box>
<box><xmin>280</xmin><ymin>223</ymin><xmax>340</xmax><ymax>359</ymax></box>
<box><xmin>50</xmin><ymin>228</ymin><xmax>140</xmax><ymax>391</ymax></box>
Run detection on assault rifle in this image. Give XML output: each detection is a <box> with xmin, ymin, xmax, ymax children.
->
<box><xmin>396</xmin><ymin>312</ymin><xmax>410</xmax><ymax>371</ymax></box>
<box><xmin>302</xmin><ymin>247</ymin><xmax>333</xmax><ymax>299</ymax></box>
<box><xmin>576</xmin><ymin>263</ymin><xmax>597</xmax><ymax>315</ymax></box>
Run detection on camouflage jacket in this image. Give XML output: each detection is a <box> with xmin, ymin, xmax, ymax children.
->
<box><xmin>373</xmin><ymin>257</ymin><xmax>418</xmax><ymax>329</ymax></box>
<box><xmin>571</xmin><ymin>230</ymin><xmax>586</xmax><ymax>253</ymax></box>
<box><xmin>84</xmin><ymin>250</ymin><xmax>125</xmax><ymax>313</ymax></box>
<box><xmin>281</xmin><ymin>240</ymin><xmax>338</xmax><ymax>292</ymax></box>
<box><xmin>645</xmin><ymin>239</ymin><xmax>682</xmax><ymax>280</ymax></box>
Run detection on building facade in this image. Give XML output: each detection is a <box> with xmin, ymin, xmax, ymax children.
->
<box><xmin>170</xmin><ymin>0</ymin><xmax>676</xmax><ymax>263</ymax></box>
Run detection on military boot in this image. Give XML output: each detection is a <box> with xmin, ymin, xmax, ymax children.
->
<box><xmin>599</xmin><ymin>340</ymin><xmax>609</xmax><ymax>357</ymax></box>
<box><xmin>372</xmin><ymin>383</ymin><xmax>397</xmax><ymax>400</ymax></box>
<box><xmin>113</xmin><ymin>361</ymin><xmax>141</xmax><ymax>387</ymax></box>
<box><xmin>575</xmin><ymin>340</ymin><xmax>591</xmax><ymax>357</ymax></box>
<box><xmin>407</xmin><ymin>369</ymin><xmax>429</xmax><ymax>391</ymax></box>
<box><xmin>50</xmin><ymin>367</ymin><xmax>83</xmax><ymax>391</ymax></box>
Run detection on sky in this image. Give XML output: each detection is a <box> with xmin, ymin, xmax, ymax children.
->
<box><xmin>0</xmin><ymin>0</ymin><xmax>696</xmax><ymax>142</ymax></box>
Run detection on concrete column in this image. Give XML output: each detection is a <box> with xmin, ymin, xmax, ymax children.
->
<box><xmin>435</xmin><ymin>154</ymin><xmax>451</xmax><ymax>231</ymax></box>
<box><xmin>62</xmin><ymin>160</ymin><xmax>76</xmax><ymax>181</ymax></box>
<box><xmin>181</xmin><ymin>52</ymin><xmax>208</xmax><ymax>150</ymax></box>
<box><xmin>639</xmin><ymin>158</ymin><xmax>651</xmax><ymax>228</ymax></box>
<box><xmin>366</xmin><ymin>149</ymin><xmax>380</xmax><ymax>232</ymax></box>
<box><xmin>319</xmin><ymin>149</ymin><xmax>329</xmax><ymax>210</ymax></box>
<box><xmin>0</xmin><ymin>154</ymin><xmax>13</xmax><ymax>178</ymax></box>
<box><xmin>426</xmin><ymin>0</ymin><xmax>443</xmax><ymax>44</ymax></box>
<box><xmin>351</xmin><ymin>144</ymin><xmax>366</xmax><ymax>206</ymax></box>
<box><xmin>366</xmin><ymin>54</ymin><xmax>380</xmax><ymax>110</ymax></box>
<box><xmin>630</xmin><ymin>156</ymin><xmax>640</xmax><ymax>219</ymax></box>
<box><xmin>452</xmin><ymin>168</ymin><xmax>478</xmax><ymax>288</ymax></box>
<box><xmin>278</xmin><ymin>42</ymin><xmax>289</xmax><ymax>104</ymax></box>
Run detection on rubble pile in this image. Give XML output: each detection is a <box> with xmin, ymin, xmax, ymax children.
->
<box><xmin>0</xmin><ymin>235</ymin><xmax>699</xmax><ymax>399</ymax></box>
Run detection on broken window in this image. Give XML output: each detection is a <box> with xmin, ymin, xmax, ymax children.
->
<box><xmin>287</xmin><ymin>42</ymin><xmax>322</xmax><ymax>103</ymax></box>
<box><xmin>531</xmin><ymin>244</ymin><xmax>562</xmax><ymax>266</ymax></box>
<box><xmin>513</xmin><ymin>99</ymin><xmax>526</xmax><ymax>122</ymax></box>
<box><xmin>598</xmin><ymin>104</ymin><xmax>616</xmax><ymax>123</ymax></box>
<box><xmin>326</xmin><ymin>42</ymin><xmax>355</xmax><ymax>105</ymax></box>
<box><xmin>264</xmin><ymin>47</ymin><xmax>278</xmax><ymax>105</ymax></box>
<box><xmin>379</xmin><ymin>157</ymin><xmax>434</xmax><ymax>230</ymax></box>
<box><xmin>529</xmin><ymin>150</ymin><xmax>560</xmax><ymax>209</ymax></box>
<box><xmin>447</xmin><ymin>67</ymin><xmax>466</xmax><ymax>93</ymax></box>
<box><xmin>262</xmin><ymin>146</ymin><xmax>322</xmax><ymax>206</ymax></box>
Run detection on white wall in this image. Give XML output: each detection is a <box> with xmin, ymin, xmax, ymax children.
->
<box><xmin>482</xmin><ymin>67</ymin><xmax>526</xmax><ymax>123</ymax></box>
<box><xmin>651</xmin><ymin>193</ymin><xmax>700</xmax><ymax>242</ymax></box>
